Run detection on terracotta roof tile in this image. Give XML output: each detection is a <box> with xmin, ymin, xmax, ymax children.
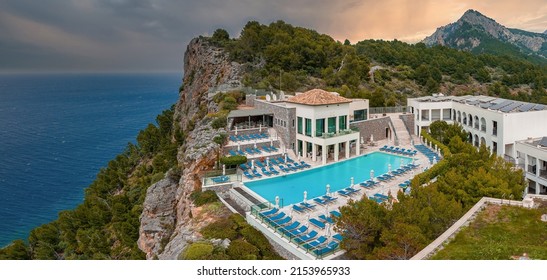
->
<box><xmin>287</xmin><ymin>89</ymin><xmax>351</xmax><ymax>105</ymax></box>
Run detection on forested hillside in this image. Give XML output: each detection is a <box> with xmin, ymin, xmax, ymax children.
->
<box><xmin>216</xmin><ymin>20</ymin><xmax>546</xmax><ymax>105</ymax></box>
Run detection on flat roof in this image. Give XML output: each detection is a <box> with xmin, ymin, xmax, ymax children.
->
<box><xmin>410</xmin><ymin>95</ymin><xmax>547</xmax><ymax>114</ymax></box>
<box><xmin>227</xmin><ymin>109</ymin><xmax>272</xmax><ymax>119</ymax></box>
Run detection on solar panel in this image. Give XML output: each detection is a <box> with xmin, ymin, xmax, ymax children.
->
<box><xmin>490</xmin><ymin>98</ymin><xmax>505</xmax><ymax>105</ymax></box>
<box><xmin>467</xmin><ymin>100</ymin><xmax>480</xmax><ymax>105</ymax></box>
<box><xmin>533</xmin><ymin>104</ymin><xmax>546</xmax><ymax>111</ymax></box>
<box><xmin>518</xmin><ymin>103</ymin><xmax>535</xmax><ymax>112</ymax></box>
<box><xmin>500</xmin><ymin>102</ymin><xmax>523</xmax><ymax>113</ymax></box>
<box><xmin>539</xmin><ymin>137</ymin><xmax>547</xmax><ymax>147</ymax></box>
<box><xmin>490</xmin><ymin>100</ymin><xmax>513</xmax><ymax>110</ymax></box>
<box><xmin>478</xmin><ymin>96</ymin><xmax>497</xmax><ymax>102</ymax></box>
<box><xmin>480</xmin><ymin>103</ymin><xmax>495</xmax><ymax>109</ymax></box>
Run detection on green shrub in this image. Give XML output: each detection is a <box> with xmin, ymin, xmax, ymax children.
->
<box><xmin>226</xmin><ymin>239</ymin><xmax>260</xmax><ymax>260</ymax></box>
<box><xmin>220</xmin><ymin>155</ymin><xmax>247</xmax><ymax>166</ymax></box>
<box><xmin>181</xmin><ymin>242</ymin><xmax>214</xmax><ymax>260</ymax></box>
<box><xmin>211</xmin><ymin>117</ymin><xmax>227</xmax><ymax>129</ymax></box>
<box><xmin>201</xmin><ymin>219</ymin><xmax>239</xmax><ymax>240</ymax></box>
<box><xmin>240</xmin><ymin>225</ymin><xmax>281</xmax><ymax>259</ymax></box>
<box><xmin>190</xmin><ymin>190</ymin><xmax>219</xmax><ymax>206</ymax></box>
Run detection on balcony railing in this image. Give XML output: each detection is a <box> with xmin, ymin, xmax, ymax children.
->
<box><xmin>320</xmin><ymin>129</ymin><xmax>359</xmax><ymax>139</ymax></box>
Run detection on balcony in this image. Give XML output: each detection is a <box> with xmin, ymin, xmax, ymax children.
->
<box><xmin>527</xmin><ymin>165</ymin><xmax>537</xmax><ymax>175</ymax></box>
<box><xmin>319</xmin><ymin>128</ymin><xmax>359</xmax><ymax>139</ymax></box>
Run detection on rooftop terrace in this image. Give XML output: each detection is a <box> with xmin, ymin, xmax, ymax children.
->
<box><xmin>411</xmin><ymin>95</ymin><xmax>547</xmax><ymax>114</ymax></box>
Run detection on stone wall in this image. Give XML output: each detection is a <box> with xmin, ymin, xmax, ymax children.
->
<box><xmin>400</xmin><ymin>114</ymin><xmax>415</xmax><ymax>136</ymax></box>
<box><xmin>245</xmin><ymin>94</ymin><xmax>256</xmax><ymax>107</ymax></box>
<box><xmin>350</xmin><ymin>117</ymin><xmax>392</xmax><ymax>142</ymax></box>
<box><xmin>254</xmin><ymin>100</ymin><xmax>296</xmax><ymax>150</ymax></box>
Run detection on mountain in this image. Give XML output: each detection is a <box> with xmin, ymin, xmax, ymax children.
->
<box><xmin>422</xmin><ymin>9</ymin><xmax>547</xmax><ymax>63</ymax></box>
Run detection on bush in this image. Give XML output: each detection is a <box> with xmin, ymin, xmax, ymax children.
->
<box><xmin>240</xmin><ymin>226</ymin><xmax>281</xmax><ymax>259</ymax></box>
<box><xmin>200</xmin><ymin>219</ymin><xmax>239</xmax><ymax>240</ymax></box>
<box><xmin>181</xmin><ymin>242</ymin><xmax>214</xmax><ymax>260</ymax></box>
<box><xmin>211</xmin><ymin>117</ymin><xmax>227</xmax><ymax>129</ymax></box>
<box><xmin>190</xmin><ymin>190</ymin><xmax>219</xmax><ymax>207</ymax></box>
<box><xmin>226</xmin><ymin>239</ymin><xmax>260</xmax><ymax>260</ymax></box>
<box><xmin>220</xmin><ymin>155</ymin><xmax>247</xmax><ymax>166</ymax></box>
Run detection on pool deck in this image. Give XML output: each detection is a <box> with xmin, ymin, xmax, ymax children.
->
<box><xmin>239</xmin><ymin>138</ymin><xmax>434</xmax><ymax>258</ymax></box>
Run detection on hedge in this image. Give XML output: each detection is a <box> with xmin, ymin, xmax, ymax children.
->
<box><xmin>220</xmin><ymin>155</ymin><xmax>247</xmax><ymax>166</ymax></box>
<box><xmin>411</xmin><ymin>130</ymin><xmax>452</xmax><ymax>188</ymax></box>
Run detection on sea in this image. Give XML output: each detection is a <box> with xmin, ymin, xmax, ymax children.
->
<box><xmin>0</xmin><ymin>73</ymin><xmax>181</xmax><ymax>247</ymax></box>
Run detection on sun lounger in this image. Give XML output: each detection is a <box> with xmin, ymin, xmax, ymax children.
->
<box><xmin>278</xmin><ymin>165</ymin><xmax>291</xmax><ymax>172</ymax></box>
<box><xmin>260</xmin><ymin>208</ymin><xmax>279</xmax><ymax>217</ymax></box>
<box><xmin>245</xmin><ymin>148</ymin><xmax>255</xmax><ymax>155</ymax></box>
<box><xmin>302</xmin><ymin>236</ymin><xmax>327</xmax><ymax>250</ymax></box>
<box><xmin>309</xmin><ymin>218</ymin><xmax>326</xmax><ymax>229</ymax></box>
<box><xmin>229</xmin><ymin>135</ymin><xmax>238</xmax><ymax>142</ymax></box>
<box><xmin>313</xmin><ymin>241</ymin><xmax>339</xmax><ymax>256</ymax></box>
<box><xmin>261</xmin><ymin>167</ymin><xmax>272</xmax><ymax>176</ymax></box>
<box><xmin>332</xmin><ymin>234</ymin><xmax>343</xmax><ymax>242</ymax></box>
<box><xmin>374</xmin><ymin>193</ymin><xmax>389</xmax><ymax>200</ymax></box>
<box><xmin>229</xmin><ymin>150</ymin><xmax>238</xmax><ymax>156</ymax></box>
<box><xmin>256</xmin><ymin>161</ymin><xmax>265</xmax><ymax>168</ymax></box>
<box><xmin>251</xmin><ymin>169</ymin><xmax>262</xmax><ymax>178</ymax></box>
<box><xmin>287</xmin><ymin>225</ymin><xmax>308</xmax><ymax>238</ymax></box>
<box><xmin>268</xmin><ymin>166</ymin><xmax>280</xmax><ymax>175</ymax></box>
<box><xmin>379</xmin><ymin>145</ymin><xmax>388</xmax><ymax>151</ymax></box>
<box><xmin>211</xmin><ymin>175</ymin><xmax>229</xmax><ymax>183</ymax></box>
<box><xmin>313</xmin><ymin>197</ymin><xmax>328</xmax><ymax>205</ymax></box>
<box><xmin>269</xmin><ymin>145</ymin><xmax>278</xmax><ymax>152</ymax></box>
<box><xmin>299</xmin><ymin>161</ymin><xmax>311</xmax><ymax>168</ymax></box>
<box><xmin>266</xmin><ymin>212</ymin><xmax>286</xmax><ymax>222</ymax></box>
<box><xmin>243</xmin><ymin>171</ymin><xmax>254</xmax><ymax>179</ymax></box>
<box><xmin>318</xmin><ymin>214</ymin><xmax>333</xmax><ymax>224</ymax></box>
<box><xmin>278</xmin><ymin>221</ymin><xmax>301</xmax><ymax>235</ymax></box>
<box><xmin>300</xmin><ymin>202</ymin><xmax>316</xmax><ymax>210</ymax></box>
<box><xmin>292</xmin><ymin>204</ymin><xmax>308</xmax><ymax>213</ymax></box>
<box><xmin>294</xmin><ymin>230</ymin><xmax>318</xmax><ymax>243</ymax></box>
<box><xmin>237</xmin><ymin>150</ymin><xmax>245</xmax><ymax>156</ymax></box>
<box><xmin>271</xmin><ymin>216</ymin><xmax>292</xmax><ymax>227</ymax></box>
<box><xmin>322</xmin><ymin>195</ymin><xmax>338</xmax><ymax>203</ymax></box>
<box><xmin>261</xmin><ymin>145</ymin><xmax>272</xmax><ymax>152</ymax></box>
<box><xmin>330</xmin><ymin>210</ymin><xmax>341</xmax><ymax>218</ymax></box>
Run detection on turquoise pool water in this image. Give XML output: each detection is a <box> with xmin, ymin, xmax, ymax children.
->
<box><xmin>244</xmin><ymin>152</ymin><xmax>412</xmax><ymax>206</ymax></box>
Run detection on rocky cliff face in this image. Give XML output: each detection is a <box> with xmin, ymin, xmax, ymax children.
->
<box><xmin>422</xmin><ymin>9</ymin><xmax>547</xmax><ymax>60</ymax></box>
<box><xmin>137</xmin><ymin>37</ymin><xmax>244</xmax><ymax>259</ymax></box>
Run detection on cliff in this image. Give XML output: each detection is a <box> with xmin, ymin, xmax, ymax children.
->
<box><xmin>137</xmin><ymin>37</ymin><xmax>244</xmax><ymax>259</ymax></box>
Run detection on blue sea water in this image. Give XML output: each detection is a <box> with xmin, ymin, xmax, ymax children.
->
<box><xmin>0</xmin><ymin>73</ymin><xmax>180</xmax><ymax>247</ymax></box>
<box><xmin>244</xmin><ymin>152</ymin><xmax>412</xmax><ymax>206</ymax></box>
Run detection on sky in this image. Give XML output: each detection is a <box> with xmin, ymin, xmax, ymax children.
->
<box><xmin>0</xmin><ymin>0</ymin><xmax>545</xmax><ymax>73</ymax></box>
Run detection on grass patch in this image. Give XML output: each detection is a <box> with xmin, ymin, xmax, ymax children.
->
<box><xmin>432</xmin><ymin>205</ymin><xmax>547</xmax><ymax>259</ymax></box>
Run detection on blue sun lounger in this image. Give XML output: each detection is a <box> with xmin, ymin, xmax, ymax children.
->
<box><xmin>313</xmin><ymin>241</ymin><xmax>339</xmax><ymax>256</ymax></box>
<box><xmin>279</xmin><ymin>221</ymin><xmax>300</xmax><ymax>233</ymax></box>
<box><xmin>261</xmin><ymin>167</ymin><xmax>272</xmax><ymax>176</ymax></box>
<box><xmin>302</xmin><ymin>236</ymin><xmax>327</xmax><ymax>250</ymax></box>
<box><xmin>300</xmin><ymin>202</ymin><xmax>316</xmax><ymax>210</ymax></box>
<box><xmin>332</xmin><ymin>233</ymin><xmax>343</xmax><ymax>242</ymax></box>
<box><xmin>318</xmin><ymin>214</ymin><xmax>333</xmax><ymax>224</ymax></box>
<box><xmin>268</xmin><ymin>166</ymin><xmax>280</xmax><ymax>175</ymax></box>
<box><xmin>260</xmin><ymin>208</ymin><xmax>278</xmax><ymax>217</ymax></box>
<box><xmin>292</xmin><ymin>204</ymin><xmax>308</xmax><ymax>213</ymax></box>
<box><xmin>330</xmin><ymin>210</ymin><xmax>341</xmax><ymax>218</ymax></box>
<box><xmin>309</xmin><ymin>218</ymin><xmax>326</xmax><ymax>229</ymax></box>
<box><xmin>251</xmin><ymin>169</ymin><xmax>262</xmax><ymax>178</ymax></box>
<box><xmin>271</xmin><ymin>216</ymin><xmax>292</xmax><ymax>227</ymax></box>
<box><xmin>294</xmin><ymin>230</ymin><xmax>318</xmax><ymax>244</ymax></box>
<box><xmin>243</xmin><ymin>171</ymin><xmax>254</xmax><ymax>179</ymax></box>
<box><xmin>286</xmin><ymin>225</ymin><xmax>308</xmax><ymax>238</ymax></box>
<box><xmin>278</xmin><ymin>165</ymin><xmax>291</xmax><ymax>172</ymax></box>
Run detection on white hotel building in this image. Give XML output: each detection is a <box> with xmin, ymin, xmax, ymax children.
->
<box><xmin>287</xmin><ymin>89</ymin><xmax>363</xmax><ymax>165</ymax></box>
<box><xmin>407</xmin><ymin>95</ymin><xmax>547</xmax><ymax>160</ymax></box>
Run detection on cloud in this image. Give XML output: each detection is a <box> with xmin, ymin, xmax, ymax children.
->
<box><xmin>0</xmin><ymin>0</ymin><xmax>545</xmax><ymax>72</ymax></box>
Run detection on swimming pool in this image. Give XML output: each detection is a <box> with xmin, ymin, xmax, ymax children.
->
<box><xmin>244</xmin><ymin>152</ymin><xmax>412</xmax><ymax>206</ymax></box>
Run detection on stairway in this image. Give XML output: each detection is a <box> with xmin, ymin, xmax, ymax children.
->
<box><xmin>389</xmin><ymin>114</ymin><xmax>412</xmax><ymax>146</ymax></box>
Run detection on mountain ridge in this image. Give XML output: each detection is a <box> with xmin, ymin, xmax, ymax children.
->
<box><xmin>422</xmin><ymin>9</ymin><xmax>547</xmax><ymax>62</ymax></box>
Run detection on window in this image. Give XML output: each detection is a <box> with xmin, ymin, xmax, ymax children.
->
<box><xmin>354</xmin><ymin>109</ymin><xmax>366</xmax><ymax>122</ymax></box>
<box><xmin>328</xmin><ymin>117</ymin><xmax>336</xmax><ymax>133</ymax></box>
<box><xmin>297</xmin><ymin>117</ymin><xmax>303</xmax><ymax>134</ymax></box>
<box><xmin>339</xmin><ymin>115</ymin><xmax>347</xmax><ymax>130</ymax></box>
<box><xmin>316</xmin><ymin>118</ymin><xmax>325</xmax><ymax>137</ymax></box>
<box><xmin>492</xmin><ymin>121</ymin><xmax>497</xmax><ymax>136</ymax></box>
<box><xmin>292</xmin><ymin>119</ymin><xmax>295</xmax><ymax>128</ymax></box>
<box><xmin>305</xmin><ymin>118</ymin><xmax>312</xmax><ymax>136</ymax></box>
<box><xmin>492</xmin><ymin>141</ymin><xmax>497</xmax><ymax>154</ymax></box>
